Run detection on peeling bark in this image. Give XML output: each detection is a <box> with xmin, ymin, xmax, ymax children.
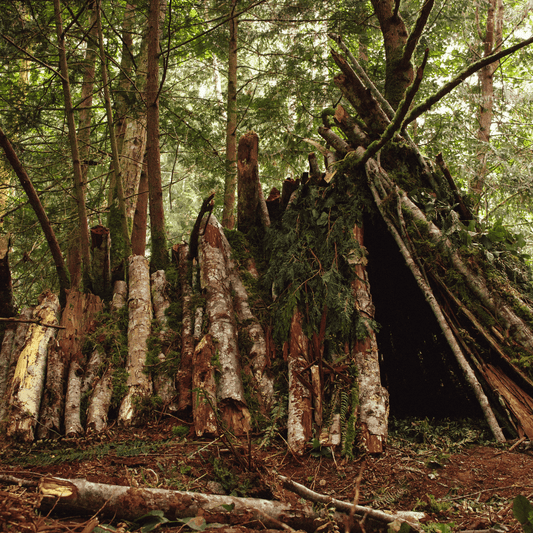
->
<box><xmin>351</xmin><ymin>225</ymin><xmax>389</xmax><ymax>454</ymax></box>
<box><xmin>192</xmin><ymin>334</ymin><xmax>218</xmax><ymax>437</ymax></box>
<box><xmin>62</xmin><ymin>290</ymin><xmax>104</xmax><ymax>437</ymax></box>
<box><xmin>199</xmin><ymin>217</ymin><xmax>250</xmax><ymax>435</ymax></box>
<box><xmin>7</xmin><ymin>291</ymin><xmax>60</xmax><ymax>442</ymax></box>
<box><xmin>287</xmin><ymin>308</ymin><xmax>312</xmax><ymax>456</ymax></box>
<box><xmin>175</xmin><ymin>243</ymin><xmax>194</xmax><ymax>412</ymax></box>
<box><xmin>39</xmin><ymin>476</ymin><xmax>323</xmax><ymax>532</ymax></box>
<box><xmin>118</xmin><ymin>255</ymin><xmax>153</xmax><ymax>426</ymax></box>
<box><xmin>151</xmin><ymin>270</ymin><xmax>177</xmax><ymax>410</ymax></box>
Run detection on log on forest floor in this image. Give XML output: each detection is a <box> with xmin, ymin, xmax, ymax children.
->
<box><xmin>37</xmin><ymin>476</ymin><xmax>424</xmax><ymax>532</ymax></box>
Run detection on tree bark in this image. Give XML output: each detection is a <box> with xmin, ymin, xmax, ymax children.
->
<box><xmin>287</xmin><ymin>308</ymin><xmax>312</xmax><ymax>456</ymax></box>
<box><xmin>146</xmin><ymin>0</ymin><xmax>169</xmax><ymax>271</ymax></box>
<box><xmin>175</xmin><ymin>243</ymin><xmax>194</xmax><ymax>413</ymax></box>
<box><xmin>199</xmin><ymin>216</ymin><xmax>251</xmax><ymax>435</ymax></box>
<box><xmin>192</xmin><ymin>334</ymin><xmax>218</xmax><ymax>436</ymax></box>
<box><xmin>0</xmin><ymin>127</ymin><xmax>69</xmax><ymax>305</ymax></box>
<box><xmin>151</xmin><ymin>270</ymin><xmax>178</xmax><ymax>410</ymax></box>
<box><xmin>118</xmin><ymin>255</ymin><xmax>153</xmax><ymax>426</ymax></box>
<box><xmin>7</xmin><ymin>291</ymin><xmax>60</xmax><ymax>442</ymax></box>
<box><xmin>54</xmin><ymin>0</ymin><xmax>91</xmax><ymax>290</ymax></box>
<box><xmin>351</xmin><ymin>224</ymin><xmax>389</xmax><ymax>454</ymax></box>
<box><xmin>222</xmin><ymin>0</ymin><xmax>239</xmax><ymax>229</ymax></box>
<box><xmin>0</xmin><ymin>235</ymin><xmax>14</xmax><ymax>317</ymax></box>
<box><xmin>237</xmin><ymin>131</ymin><xmax>261</xmax><ymax>232</ymax></box>
<box><xmin>62</xmin><ymin>289</ymin><xmax>104</xmax><ymax>437</ymax></box>
<box><xmin>131</xmin><ymin>168</ymin><xmax>149</xmax><ymax>256</ymax></box>
<box><xmin>90</xmin><ymin>225</ymin><xmax>112</xmax><ymax>301</ymax></box>
<box><xmin>39</xmin><ymin>476</ymin><xmax>324</xmax><ymax>532</ymax></box>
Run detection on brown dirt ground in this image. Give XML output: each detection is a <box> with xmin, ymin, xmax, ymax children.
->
<box><xmin>0</xmin><ymin>418</ymin><xmax>532</xmax><ymax>533</ymax></box>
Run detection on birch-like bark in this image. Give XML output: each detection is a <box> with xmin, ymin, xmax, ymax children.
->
<box><xmin>7</xmin><ymin>292</ymin><xmax>60</xmax><ymax>442</ymax></box>
<box><xmin>151</xmin><ymin>270</ymin><xmax>177</xmax><ymax>410</ymax></box>
<box><xmin>62</xmin><ymin>290</ymin><xmax>104</xmax><ymax>437</ymax></box>
<box><xmin>175</xmin><ymin>243</ymin><xmax>194</xmax><ymax>412</ymax></box>
<box><xmin>287</xmin><ymin>308</ymin><xmax>312</xmax><ymax>456</ymax></box>
<box><xmin>351</xmin><ymin>225</ymin><xmax>389</xmax><ymax>453</ymax></box>
<box><xmin>199</xmin><ymin>217</ymin><xmax>251</xmax><ymax>435</ymax></box>
<box><xmin>118</xmin><ymin>255</ymin><xmax>153</xmax><ymax>426</ymax></box>
<box><xmin>87</xmin><ymin>281</ymin><xmax>128</xmax><ymax>433</ymax></box>
<box><xmin>212</xmin><ymin>217</ymin><xmax>274</xmax><ymax>412</ymax></box>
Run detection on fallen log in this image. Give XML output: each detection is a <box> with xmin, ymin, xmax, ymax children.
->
<box><xmin>38</xmin><ymin>477</ymin><xmax>334</xmax><ymax>532</ymax></box>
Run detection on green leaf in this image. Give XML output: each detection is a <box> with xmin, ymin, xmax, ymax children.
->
<box><xmin>221</xmin><ymin>503</ymin><xmax>235</xmax><ymax>512</ymax></box>
<box><xmin>513</xmin><ymin>495</ymin><xmax>533</xmax><ymax>532</ymax></box>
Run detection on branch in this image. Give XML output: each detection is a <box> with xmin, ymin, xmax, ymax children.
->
<box><xmin>0</xmin><ymin>317</ymin><xmax>65</xmax><ymax>330</ymax></box>
<box><xmin>402</xmin><ymin>35</ymin><xmax>533</xmax><ymax>129</ymax></box>
<box><xmin>188</xmin><ymin>193</ymin><xmax>215</xmax><ymax>261</ymax></box>
<box><xmin>356</xmin><ymin>48</ymin><xmax>429</xmax><ymax>168</ymax></box>
<box><xmin>401</xmin><ymin>0</ymin><xmax>434</xmax><ymax>67</ymax></box>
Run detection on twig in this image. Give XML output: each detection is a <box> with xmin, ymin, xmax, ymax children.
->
<box><xmin>0</xmin><ymin>317</ymin><xmax>65</xmax><ymax>330</ymax></box>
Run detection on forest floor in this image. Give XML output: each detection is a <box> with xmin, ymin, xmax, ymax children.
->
<box><xmin>0</xmin><ymin>417</ymin><xmax>531</xmax><ymax>533</ymax></box>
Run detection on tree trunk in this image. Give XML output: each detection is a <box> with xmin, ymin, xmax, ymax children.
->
<box><xmin>237</xmin><ymin>131</ymin><xmax>262</xmax><ymax>232</ymax></box>
<box><xmin>192</xmin><ymin>334</ymin><xmax>218</xmax><ymax>436</ymax></box>
<box><xmin>54</xmin><ymin>0</ymin><xmax>91</xmax><ymax>289</ymax></box>
<box><xmin>118</xmin><ymin>255</ymin><xmax>153</xmax><ymax>426</ymax></box>
<box><xmin>87</xmin><ymin>281</ymin><xmax>128</xmax><ymax>433</ymax></box>
<box><xmin>287</xmin><ymin>308</ymin><xmax>312</xmax><ymax>456</ymax></box>
<box><xmin>7</xmin><ymin>291</ymin><xmax>60</xmax><ymax>442</ymax></box>
<box><xmin>173</xmin><ymin>244</ymin><xmax>194</xmax><ymax>413</ymax></box>
<box><xmin>351</xmin><ymin>225</ymin><xmax>389</xmax><ymax>453</ymax></box>
<box><xmin>472</xmin><ymin>0</ymin><xmax>504</xmax><ymax>204</ymax></box>
<box><xmin>222</xmin><ymin>0</ymin><xmax>239</xmax><ymax>229</ymax></box>
<box><xmin>131</xmin><ymin>168</ymin><xmax>149</xmax><ymax>256</ymax></box>
<box><xmin>151</xmin><ymin>270</ymin><xmax>178</xmax><ymax>411</ymax></box>
<box><xmin>61</xmin><ymin>289</ymin><xmax>104</xmax><ymax>437</ymax></box>
<box><xmin>0</xmin><ymin>235</ymin><xmax>14</xmax><ymax>317</ymax></box>
<box><xmin>90</xmin><ymin>225</ymin><xmax>112</xmax><ymax>300</ymax></box>
<box><xmin>0</xmin><ymin>127</ymin><xmax>69</xmax><ymax>305</ymax></box>
<box><xmin>199</xmin><ymin>216</ymin><xmax>251</xmax><ymax>435</ymax></box>
<box><xmin>146</xmin><ymin>0</ymin><xmax>169</xmax><ymax>271</ymax></box>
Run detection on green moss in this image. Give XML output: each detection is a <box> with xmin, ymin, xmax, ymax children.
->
<box><xmin>111</xmin><ymin>367</ymin><xmax>128</xmax><ymax>409</ymax></box>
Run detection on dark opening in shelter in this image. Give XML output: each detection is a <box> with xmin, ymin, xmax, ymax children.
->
<box><xmin>364</xmin><ymin>213</ymin><xmax>483</xmax><ymax>419</ymax></box>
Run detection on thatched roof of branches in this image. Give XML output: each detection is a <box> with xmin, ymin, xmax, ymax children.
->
<box><xmin>261</xmin><ymin>35</ymin><xmax>533</xmax><ymax>450</ymax></box>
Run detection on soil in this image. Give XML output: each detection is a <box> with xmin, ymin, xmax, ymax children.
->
<box><xmin>0</xmin><ymin>417</ymin><xmax>532</xmax><ymax>533</ymax></box>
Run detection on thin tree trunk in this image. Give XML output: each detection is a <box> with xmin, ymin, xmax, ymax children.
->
<box><xmin>131</xmin><ymin>168</ymin><xmax>149</xmax><ymax>256</ymax></box>
<box><xmin>471</xmin><ymin>0</ymin><xmax>504</xmax><ymax>204</ymax></box>
<box><xmin>118</xmin><ymin>255</ymin><xmax>153</xmax><ymax>426</ymax></box>
<box><xmin>54</xmin><ymin>0</ymin><xmax>91</xmax><ymax>289</ymax></box>
<box><xmin>0</xmin><ymin>127</ymin><xmax>69</xmax><ymax>305</ymax></box>
<box><xmin>222</xmin><ymin>0</ymin><xmax>239</xmax><ymax>229</ymax></box>
<box><xmin>96</xmin><ymin>0</ymin><xmax>132</xmax><ymax>270</ymax></box>
<box><xmin>7</xmin><ymin>292</ymin><xmax>60</xmax><ymax>442</ymax></box>
<box><xmin>90</xmin><ymin>225</ymin><xmax>112</xmax><ymax>300</ymax></box>
<box><xmin>146</xmin><ymin>0</ymin><xmax>168</xmax><ymax>271</ymax></box>
<box><xmin>175</xmin><ymin>243</ymin><xmax>194</xmax><ymax>413</ymax></box>
<box><xmin>0</xmin><ymin>235</ymin><xmax>14</xmax><ymax>317</ymax></box>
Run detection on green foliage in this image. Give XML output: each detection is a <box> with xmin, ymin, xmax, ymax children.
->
<box><xmin>171</xmin><ymin>425</ymin><xmax>190</xmax><ymax>439</ymax></box>
<box><xmin>341</xmin><ymin>382</ymin><xmax>359</xmax><ymax>459</ymax></box>
<box><xmin>514</xmin><ymin>495</ymin><xmax>533</xmax><ymax>533</ymax></box>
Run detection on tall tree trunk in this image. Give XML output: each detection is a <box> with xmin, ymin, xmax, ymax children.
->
<box><xmin>0</xmin><ymin>127</ymin><xmax>69</xmax><ymax>305</ymax></box>
<box><xmin>131</xmin><ymin>168</ymin><xmax>149</xmax><ymax>256</ymax></box>
<box><xmin>222</xmin><ymin>0</ymin><xmax>239</xmax><ymax>229</ymax></box>
<box><xmin>471</xmin><ymin>0</ymin><xmax>504</xmax><ymax>206</ymax></box>
<box><xmin>54</xmin><ymin>0</ymin><xmax>92</xmax><ymax>290</ymax></box>
<box><xmin>96</xmin><ymin>0</ymin><xmax>132</xmax><ymax>272</ymax></box>
<box><xmin>146</xmin><ymin>0</ymin><xmax>169</xmax><ymax>271</ymax></box>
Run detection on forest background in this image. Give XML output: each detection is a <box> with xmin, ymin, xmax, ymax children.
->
<box><xmin>1</xmin><ymin>0</ymin><xmax>533</xmax><ymax>308</ymax></box>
